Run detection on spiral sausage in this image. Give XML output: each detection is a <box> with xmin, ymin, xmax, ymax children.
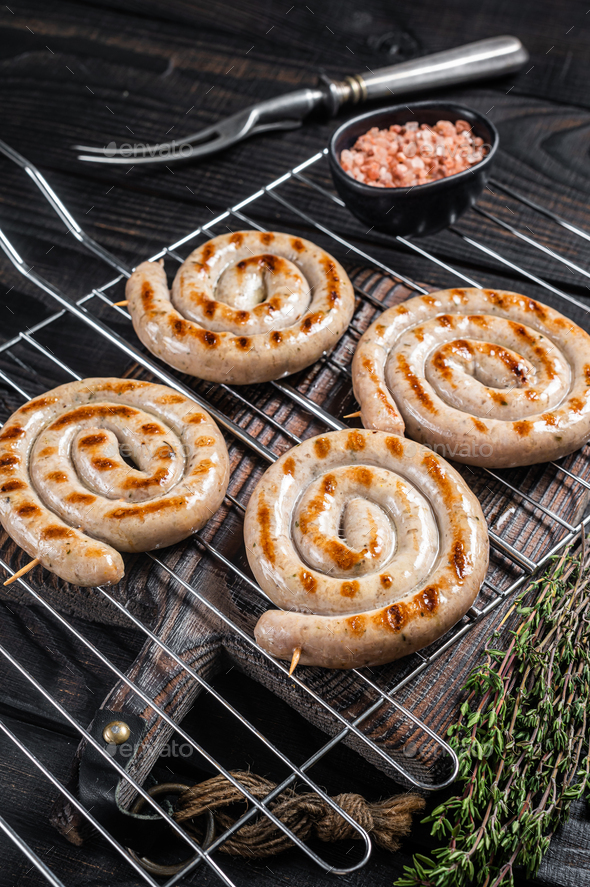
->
<box><xmin>125</xmin><ymin>231</ymin><xmax>355</xmax><ymax>385</ymax></box>
<box><xmin>0</xmin><ymin>378</ymin><xmax>229</xmax><ymax>586</ymax></box>
<box><xmin>352</xmin><ymin>287</ymin><xmax>590</xmax><ymax>468</ymax></box>
<box><xmin>244</xmin><ymin>429</ymin><xmax>488</xmax><ymax>669</ymax></box>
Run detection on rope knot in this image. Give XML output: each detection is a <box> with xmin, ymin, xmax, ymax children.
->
<box><xmin>175</xmin><ymin>770</ymin><xmax>425</xmax><ymax>857</ymax></box>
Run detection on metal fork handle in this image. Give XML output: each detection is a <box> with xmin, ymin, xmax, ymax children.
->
<box><xmin>328</xmin><ymin>35</ymin><xmax>528</xmax><ymax>110</ymax></box>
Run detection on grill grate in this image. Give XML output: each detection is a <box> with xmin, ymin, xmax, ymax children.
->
<box><xmin>0</xmin><ymin>143</ymin><xmax>588</xmax><ymax>886</ymax></box>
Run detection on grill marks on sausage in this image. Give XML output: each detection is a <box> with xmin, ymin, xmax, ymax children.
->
<box><xmin>170</xmin><ymin>312</ymin><xmax>221</xmax><ymax>345</ymax></box>
<box><xmin>283</xmin><ymin>457</ymin><xmax>295</xmax><ymax>477</ymax></box>
<box><xmin>298</xmin><ymin>475</ymin><xmax>337</xmax><ymax>536</ymax></box>
<box><xmin>42</xmin><ymin>526</ymin><xmax>76</xmax><ymax>540</ymax></box>
<box><xmin>373</xmin><ymin>583</ymin><xmax>440</xmax><ymax>633</ymax></box>
<box><xmin>346</xmin><ymin>430</ymin><xmax>366</xmax><ymax>452</ymax></box>
<box><xmin>92</xmin><ymin>457</ymin><xmax>116</xmax><ymax>471</ymax></box>
<box><xmin>513</xmin><ymin>420</ymin><xmax>532</xmax><ymax>437</ymax></box>
<box><xmin>0</xmin><ymin>480</ymin><xmax>25</xmax><ymax>493</ymax></box>
<box><xmin>257</xmin><ymin>492</ymin><xmax>275</xmax><ymax>565</ymax></box>
<box><xmin>46</xmin><ymin>471</ymin><xmax>67</xmax><ymax>483</ymax></box>
<box><xmin>16</xmin><ymin>503</ymin><xmax>41</xmax><ymax>518</ymax></box>
<box><xmin>385</xmin><ymin>436</ymin><xmax>404</xmax><ymax>458</ymax></box>
<box><xmin>51</xmin><ymin>405</ymin><xmax>138</xmax><ymax>430</ymax></box>
<box><xmin>422</xmin><ymin>453</ymin><xmax>456</xmax><ymax>507</ymax></box>
<box><xmin>140</xmin><ymin>423</ymin><xmax>165</xmax><ymax>435</ymax></box>
<box><xmin>494</xmin><ymin>345</ymin><xmax>530</xmax><ymax>383</ymax></box>
<box><xmin>141</xmin><ymin>281</ymin><xmax>155</xmax><ymax>310</ymax></box>
<box><xmin>189</xmin><ymin>458</ymin><xmax>214</xmax><ymax>477</ymax></box>
<box><xmin>314</xmin><ymin>437</ymin><xmax>331</xmax><ymax>458</ymax></box>
<box><xmin>122</xmin><ymin>467</ymin><xmax>172</xmax><ymax>490</ymax></box>
<box><xmin>0</xmin><ymin>425</ymin><xmax>24</xmax><ymax>441</ymax></box>
<box><xmin>106</xmin><ymin>496</ymin><xmax>187</xmax><ymax>520</ymax></box>
<box><xmin>78</xmin><ymin>433</ymin><xmax>108</xmax><ymax>448</ymax></box>
<box><xmin>0</xmin><ymin>454</ymin><xmax>19</xmax><ymax>471</ymax></box>
<box><xmin>299</xmin><ymin>311</ymin><xmax>323</xmax><ymax>334</ymax></box>
<box><xmin>346</xmin><ymin>466</ymin><xmax>373</xmax><ymax>487</ymax></box>
<box><xmin>568</xmin><ymin>397</ymin><xmax>585</xmax><ymax>414</ymax></box>
<box><xmin>451</xmin><ymin>538</ymin><xmax>469</xmax><ymax>580</ymax></box>
<box><xmin>397</xmin><ymin>354</ymin><xmax>437</xmax><ymax>414</ymax></box>
<box><xmin>234</xmin><ymin>336</ymin><xmax>251</xmax><ymax>353</ymax></box>
<box><xmin>341</xmin><ymin>580</ymin><xmax>359</xmax><ymax>598</ymax></box>
<box><xmin>198</xmin><ymin>329</ymin><xmax>220</xmax><ymax>347</ymax></box>
<box><xmin>20</xmin><ymin>397</ymin><xmax>57</xmax><ymax>414</ymax></box>
<box><xmin>201</xmin><ymin>242</ymin><xmax>215</xmax><ymax>264</ymax></box>
<box><xmin>362</xmin><ymin>357</ymin><xmax>401</xmax><ymax>420</ymax></box>
<box><xmin>300</xmin><ymin>569</ymin><xmax>317</xmax><ymax>593</ymax></box>
<box><xmin>346</xmin><ymin>614</ymin><xmax>366</xmax><ymax>637</ymax></box>
<box><xmin>65</xmin><ymin>492</ymin><xmax>96</xmax><ymax>506</ymax></box>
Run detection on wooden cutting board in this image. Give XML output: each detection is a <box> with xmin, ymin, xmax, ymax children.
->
<box><xmin>0</xmin><ymin>266</ymin><xmax>585</xmax><ymax>844</ymax></box>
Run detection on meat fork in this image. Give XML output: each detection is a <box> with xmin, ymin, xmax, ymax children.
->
<box><xmin>73</xmin><ymin>35</ymin><xmax>527</xmax><ymax>166</ymax></box>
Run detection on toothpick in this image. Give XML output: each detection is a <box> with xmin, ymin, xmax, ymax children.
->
<box><xmin>112</xmin><ymin>300</ymin><xmax>129</xmax><ymax>307</ymax></box>
<box><xmin>289</xmin><ymin>646</ymin><xmax>302</xmax><ymax>676</ymax></box>
<box><xmin>343</xmin><ymin>411</ymin><xmax>361</xmax><ymax>419</ymax></box>
<box><xmin>4</xmin><ymin>558</ymin><xmax>40</xmax><ymax>586</ymax></box>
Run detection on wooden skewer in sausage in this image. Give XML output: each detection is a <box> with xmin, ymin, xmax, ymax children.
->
<box><xmin>3</xmin><ymin>558</ymin><xmax>40</xmax><ymax>586</ymax></box>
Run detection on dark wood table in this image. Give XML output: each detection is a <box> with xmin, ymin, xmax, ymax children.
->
<box><xmin>0</xmin><ymin>1</ymin><xmax>589</xmax><ymax>885</ymax></box>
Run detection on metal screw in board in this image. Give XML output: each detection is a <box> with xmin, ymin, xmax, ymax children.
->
<box><xmin>103</xmin><ymin>720</ymin><xmax>131</xmax><ymax>745</ymax></box>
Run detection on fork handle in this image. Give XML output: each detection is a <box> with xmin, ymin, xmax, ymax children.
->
<box><xmin>326</xmin><ymin>36</ymin><xmax>528</xmax><ymax>112</ymax></box>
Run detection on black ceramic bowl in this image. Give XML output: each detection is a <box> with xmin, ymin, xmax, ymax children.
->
<box><xmin>329</xmin><ymin>101</ymin><xmax>499</xmax><ymax>238</ymax></box>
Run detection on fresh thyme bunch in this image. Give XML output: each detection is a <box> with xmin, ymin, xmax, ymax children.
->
<box><xmin>396</xmin><ymin>532</ymin><xmax>590</xmax><ymax>887</ymax></box>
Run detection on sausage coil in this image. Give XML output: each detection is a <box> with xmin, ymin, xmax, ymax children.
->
<box><xmin>244</xmin><ymin>429</ymin><xmax>488</xmax><ymax>669</ymax></box>
<box><xmin>0</xmin><ymin>378</ymin><xmax>229</xmax><ymax>586</ymax></box>
<box><xmin>126</xmin><ymin>231</ymin><xmax>355</xmax><ymax>385</ymax></box>
<box><xmin>352</xmin><ymin>287</ymin><xmax>590</xmax><ymax>468</ymax></box>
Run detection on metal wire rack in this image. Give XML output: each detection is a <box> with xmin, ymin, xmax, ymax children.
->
<box><xmin>0</xmin><ymin>139</ymin><xmax>588</xmax><ymax>886</ymax></box>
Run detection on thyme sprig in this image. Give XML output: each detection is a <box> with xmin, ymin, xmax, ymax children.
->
<box><xmin>396</xmin><ymin>532</ymin><xmax>590</xmax><ymax>887</ymax></box>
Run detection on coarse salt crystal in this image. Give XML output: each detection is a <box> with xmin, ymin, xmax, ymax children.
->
<box><xmin>340</xmin><ymin>118</ymin><xmax>486</xmax><ymax>188</ymax></box>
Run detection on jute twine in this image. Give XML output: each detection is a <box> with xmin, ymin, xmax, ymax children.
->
<box><xmin>174</xmin><ymin>770</ymin><xmax>425</xmax><ymax>857</ymax></box>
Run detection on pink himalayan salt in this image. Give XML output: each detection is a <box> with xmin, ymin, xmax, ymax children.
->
<box><xmin>340</xmin><ymin>119</ymin><xmax>486</xmax><ymax>188</ymax></box>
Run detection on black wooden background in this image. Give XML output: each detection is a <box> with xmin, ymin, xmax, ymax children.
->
<box><xmin>0</xmin><ymin>1</ymin><xmax>589</xmax><ymax>885</ymax></box>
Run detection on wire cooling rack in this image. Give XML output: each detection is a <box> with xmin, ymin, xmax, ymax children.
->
<box><xmin>0</xmin><ymin>141</ymin><xmax>589</xmax><ymax>886</ymax></box>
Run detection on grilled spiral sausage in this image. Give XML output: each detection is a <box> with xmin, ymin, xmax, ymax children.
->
<box><xmin>0</xmin><ymin>378</ymin><xmax>229</xmax><ymax>586</ymax></box>
<box><xmin>244</xmin><ymin>429</ymin><xmax>488</xmax><ymax>669</ymax></box>
<box><xmin>126</xmin><ymin>231</ymin><xmax>355</xmax><ymax>385</ymax></box>
<box><xmin>352</xmin><ymin>288</ymin><xmax>590</xmax><ymax>468</ymax></box>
